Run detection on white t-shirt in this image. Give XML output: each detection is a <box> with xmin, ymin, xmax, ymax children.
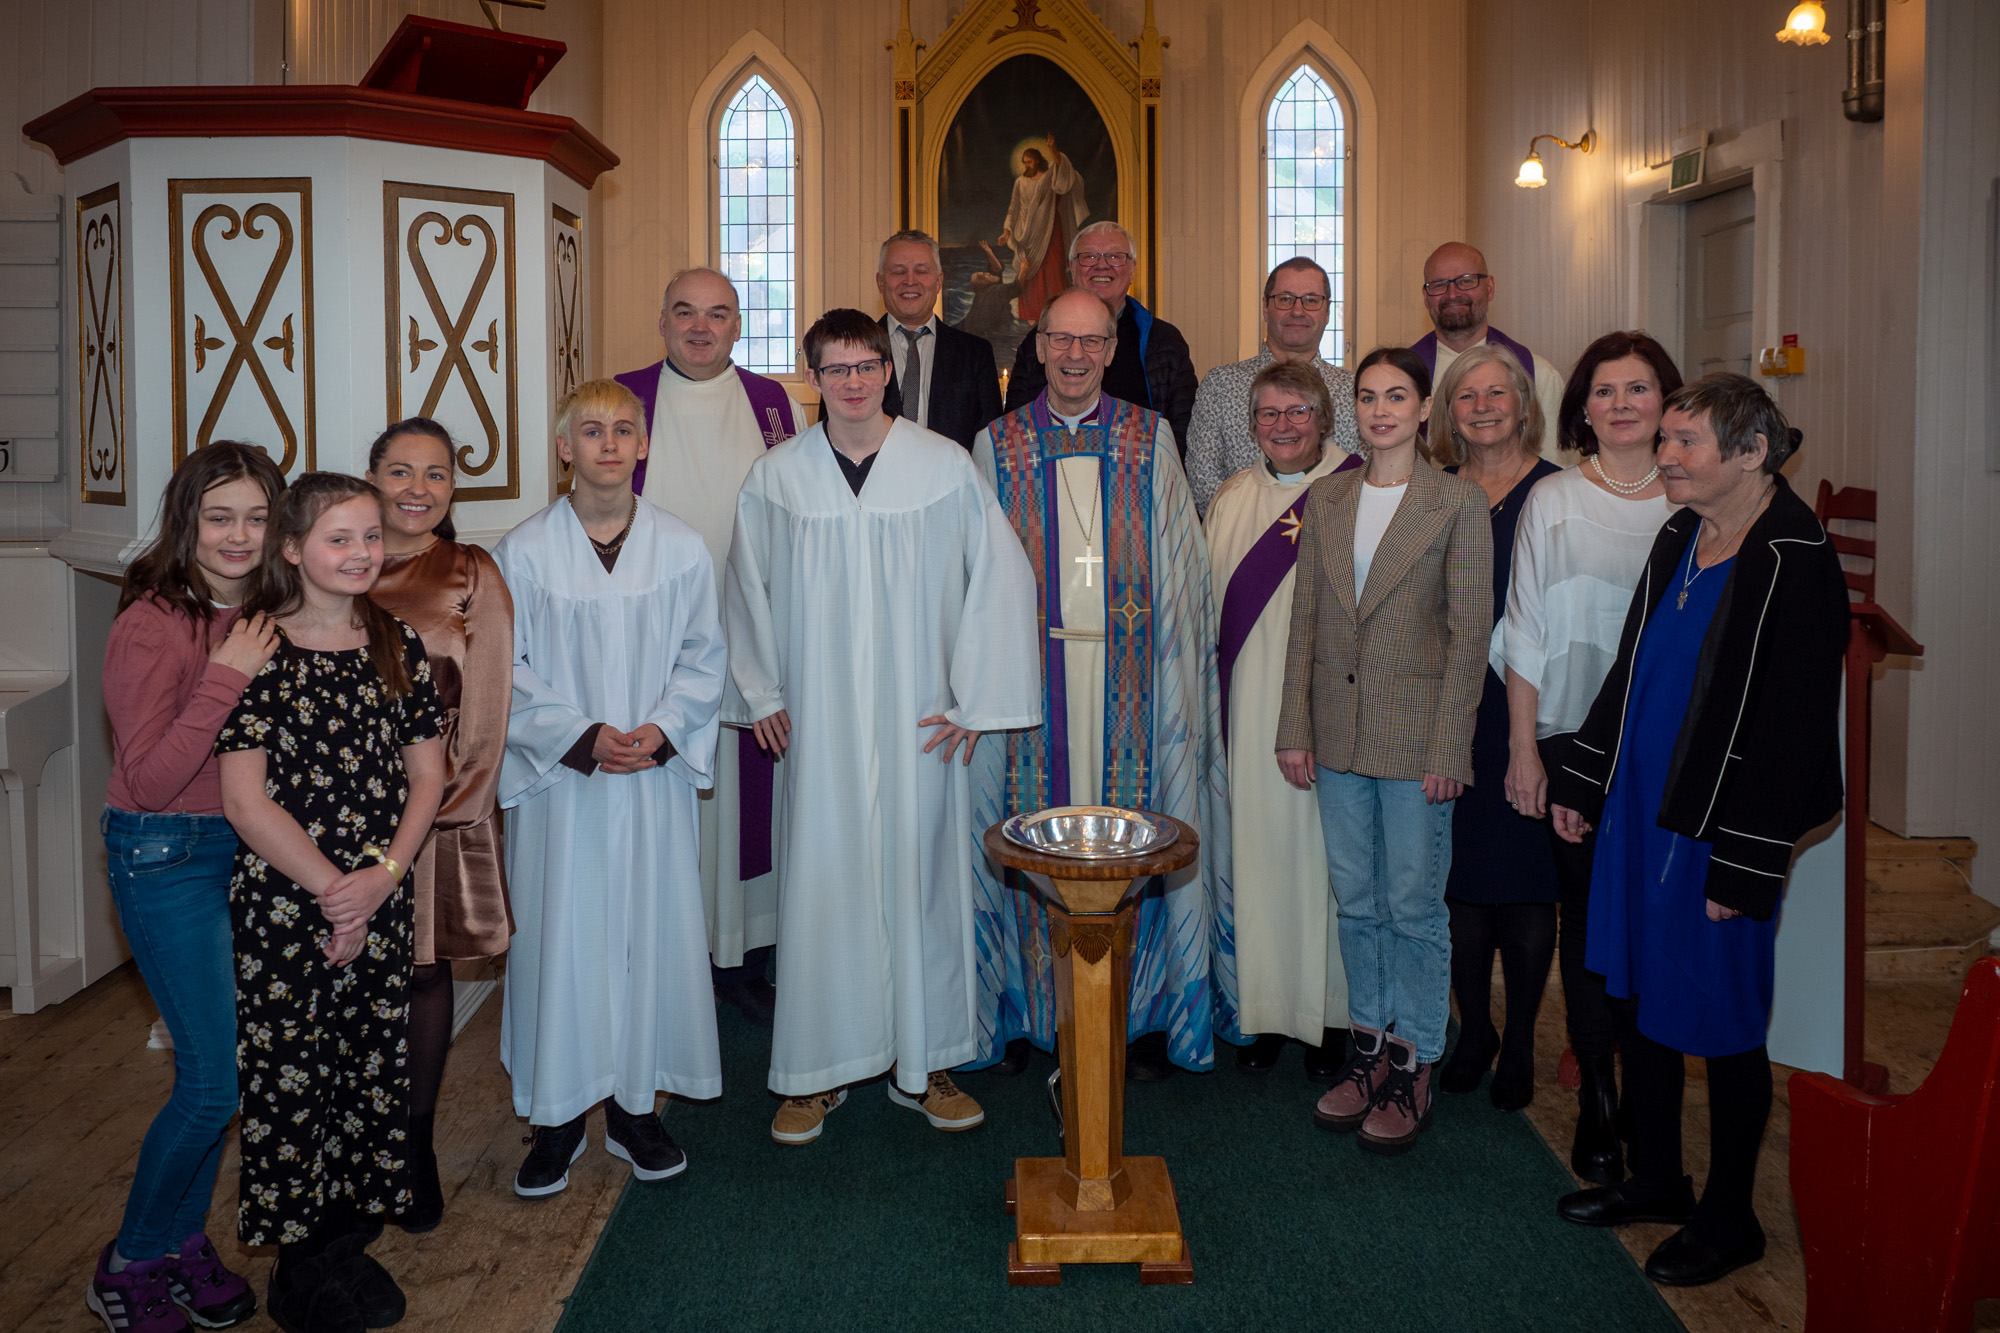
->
<box><xmin>1489</xmin><ymin>465</ymin><xmax>1677</xmax><ymax>737</ymax></box>
<box><xmin>1353</xmin><ymin>479</ymin><xmax>1407</xmax><ymax>600</ymax></box>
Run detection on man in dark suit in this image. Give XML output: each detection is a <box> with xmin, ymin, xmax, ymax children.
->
<box><xmin>874</xmin><ymin>229</ymin><xmax>1003</xmax><ymax>450</ymax></box>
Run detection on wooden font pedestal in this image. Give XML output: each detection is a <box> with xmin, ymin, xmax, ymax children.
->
<box><xmin>982</xmin><ymin>817</ymin><xmax>1199</xmax><ymax>1286</ymax></box>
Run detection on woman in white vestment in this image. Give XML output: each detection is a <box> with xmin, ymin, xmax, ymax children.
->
<box><xmin>1204</xmin><ymin>361</ymin><xmax>1358</xmax><ymax>1081</ymax></box>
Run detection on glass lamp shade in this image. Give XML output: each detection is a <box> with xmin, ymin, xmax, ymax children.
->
<box><xmin>1515</xmin><ymin>153</ymin><xmax>1547</xmax><ymax>189</ymax></box>
<box><xmin>1777</xmin><ymin>1</ymin><xmax>1832</xmax><ymax>45</ymax></box>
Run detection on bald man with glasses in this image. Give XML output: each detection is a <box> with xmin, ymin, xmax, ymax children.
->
<box><xmin>1185</xmin><ymin>256</ymin><xmax>1362</xmax><ymax>516</ymax></box>
<box><xmin>1001</xmin><ymin>221</ymin><xmax>1199</xmax><ymax>458</ymax></box>
<box><xmin>1417</xmin><ymin>242</ymin><xmax>1565</xmax><ymax>462</ymax></box>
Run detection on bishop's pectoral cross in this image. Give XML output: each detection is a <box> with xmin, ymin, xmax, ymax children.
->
<box><xmin>1075</xmin><ymin>545</ymin><xmax>1104</xmax><ymax>587</ymax></box>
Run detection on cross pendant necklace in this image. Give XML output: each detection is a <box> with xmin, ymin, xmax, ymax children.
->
<box><xmin>1058</xmin><ymin>461</ymin><xmax>1104</xmax><ymax>588</ymax></box>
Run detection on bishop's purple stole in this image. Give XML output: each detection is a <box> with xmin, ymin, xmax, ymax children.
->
<box><xmin>1215</xmin><ymin>454</ymin><xmax>1361</xmax><ymax>750</ymax></box>
<box><xmin>609</xmin><ymin>359</ymin><xmax>796</xmax><ymax>880</ymax></box>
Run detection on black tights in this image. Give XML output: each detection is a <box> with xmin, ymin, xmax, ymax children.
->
<box><xmin>1446</xmin><ymin>899</ymin><xmax>1555</xmax><ymax>1062</ymax></box>
<box><xmin>1615</xmin><ymin>998</ymin><xmax>1772</xmax><ymax>1247</ymax></box>
<box><xmin>1541</xmin><ymin>736</ymin><xmax>1617</xmax><ymax>1060</ymax></box>
<box><xmin>408</xmin><ymin>962</ymin><xmax>456</xmax><ymax>1120</ymax></box>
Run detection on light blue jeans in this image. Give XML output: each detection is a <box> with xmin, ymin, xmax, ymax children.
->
<box><xmin>1314</xmin><ymin>769</ymin><xmax>1454</xmax><ymax>1063</ymax></box>
<box><xmin>102</xmin><ymin>807</ymin><xmax>241</xmax><ymax>1259</ymax></box>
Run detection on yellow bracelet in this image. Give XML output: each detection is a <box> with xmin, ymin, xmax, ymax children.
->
<box><xmin>362</xmin><ymin>843</ymin><xmax>403</xmax><ymax>881</ymax></box>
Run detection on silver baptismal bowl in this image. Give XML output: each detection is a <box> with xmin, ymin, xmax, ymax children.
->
<box><xmin>1000</xmin><ymin>805</ymin><xmax>1179</xmax><ymax>860</ymax></box>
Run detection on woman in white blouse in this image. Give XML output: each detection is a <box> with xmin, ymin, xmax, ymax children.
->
<box><xmin>1491</xmin><ymin>330</ymin><xmax>1683</xmax><ymax>1185</ymax></box>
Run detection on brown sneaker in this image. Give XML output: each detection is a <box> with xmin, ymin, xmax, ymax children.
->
<box><xmin>1312</xmin><ymin>1024</ymin><xmax>1387</xmax><ymax>1132</ymax></box>
<box><xmin>887</xmin><ymin>1068</ymin><xmax>986</xmax><ymax>1130</ymax></box>
<box><xmin>771</xmin><ymin>1088</ymin><xmax>847</xmax><ymax>1145</ymax></box>
<box><xmin>1358</xmin><ymin>1034</ymin><xmax>1435</xmax><ymax>1156</ymax></box>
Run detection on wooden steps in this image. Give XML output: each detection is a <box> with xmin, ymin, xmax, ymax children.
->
<box><xmin>1864</xmin><ymin>824</ymin><xmax>1990</xmax><ymax>982</ymax></box>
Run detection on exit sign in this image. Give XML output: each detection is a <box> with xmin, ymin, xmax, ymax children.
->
<box><xmin>1669</xmin><ymin>142</ymin><xmax>1707</xmax><ymax>193</ymax></box>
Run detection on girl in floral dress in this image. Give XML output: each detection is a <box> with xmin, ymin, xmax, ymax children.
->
<box><xmin>216</xmin><ymin>473</ymin><xmax>443</xmax><ymax>1333</ymax></box>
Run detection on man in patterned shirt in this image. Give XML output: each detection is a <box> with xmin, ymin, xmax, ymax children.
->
<box><xmin>1184</xmin><ymin>256</ymin><xmax>1360</xmax><ymax>516</ymax></box>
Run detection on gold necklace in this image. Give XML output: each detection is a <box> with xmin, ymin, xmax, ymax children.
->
<box><xmin>1678</xmin><ymin>482</ymin><xmax>1772</xmax><ymax>610</ymax></box>
<box><xmin>1057</xmin><ymin>462</ymin><xmax>1104</xmax><ymax>588</ymax></box>
<box><xmin>573</xmin><ymin>492</ymin><xmax>638</xmax><ymax>554</ymax></box>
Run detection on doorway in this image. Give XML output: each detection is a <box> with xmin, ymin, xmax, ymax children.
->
<box><xmin>1682</xmin><ymin>183</ymin><xmax>1756</xmax><ymax>379</ymax></box>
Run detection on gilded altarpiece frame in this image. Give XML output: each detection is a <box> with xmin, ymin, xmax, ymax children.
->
<box><xmin>889</xmin><ymin>0</ymin><xmax>1167</xmax><ymax>317</ymax></box>
<box><xmin>76</xmin><ymin>183</ymin><xmax>125</xmax><ymax>504</ymax></box>
<box><xmin>383</xmin><ymin>182</ymin><xmax>521</xmax><ymax>503</ymax></box>
<box><xmin>168</xmin><ymin>178</ymin><xmax>317</xmax><ymax>477</ymax></box>
<box><xmin>550</xmin><ymin>203</ymin><xmax>583</xmax><ymax>497</ymax></box>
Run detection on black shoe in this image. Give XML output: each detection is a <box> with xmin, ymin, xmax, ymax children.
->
<box><xmin>323</xmin><ymin>1235</ymin><xmax>404</xmax><ymax>1330</ymax></box>
<box><xmin>994</xmin><ymin>1038</ymin><xmax>1032</xmax><ymax>1076</ymax></box>
<box><xmin>1643</xmin><ymin>1223</ymin><xmax>1766</xmax><ymax>1287</ymax></box>
<box><xmin>513</xmin><ymin>1113</ymin><xmax>588</xmax><ymax>1198</ymax></box>
<box><xmin>1557</xmin><ymin>1177</ymin><xmax>1698</xmax><ymax>1228</ymax></box>
<box><xmin>1303</xmin><ymin>1028</ymin><xmax>1347</xmax><ymax>1082</ymax></box>
<box><xmin>1235</xmin><ymin>1034</ymin><xmax>1286</xmax><ymax>1072</ymax></box>
<box><xmin>1125</xmin><ymin>1031</ymin><xmax>1172</xmax><ymax>1082</ymax></box>
<box><xmin>397</xmin><ymin>1114</ymin><xmax>443</xmax><ymax>1234</ymax></box>
<box><xmin>1572</xmin><ymin>1052</ymin><xmax>1624</xmax><ymax>1184</ymax></box>
<box><xmin>1439</xmin><ymin>1024</ymin><xmax>1498</xmax><ymax>1095</ymax></box>
<box><xmin>602</xmin><ymin>1100</ymin><xmax>688</xmax><ymax>1182</ymax></box>
<box><xmin>268</xmin><ymin>1252</ymin><xmax>364</xmax><ymax>1333</ymax></box>
<box><xmin>1489</xmin><ymin>1038</ymin><xmax>1536</xmax><ymax>1111</ymax></box>
<box><xmin>714</xmin><ymin>977</ymin><xmax>777</xmax><ymax>1028</ymax></box>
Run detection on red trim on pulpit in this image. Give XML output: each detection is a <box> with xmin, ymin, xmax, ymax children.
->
<box><xmin>24</xmin><ymin>87</ymin><xmax>619</xmax><ymax>187</ymax></box>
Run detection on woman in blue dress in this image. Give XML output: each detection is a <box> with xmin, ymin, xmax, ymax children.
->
<box><xmin>1547</xmin><ymin>373</ymin><xmax>1848</xmax><ymax>1288</ymax></box>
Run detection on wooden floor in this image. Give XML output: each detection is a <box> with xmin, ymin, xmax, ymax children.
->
<box><xmin>0</xmin><ymin>959</ymin><xmax>1989</xmax><ymax>1333</ymax></box>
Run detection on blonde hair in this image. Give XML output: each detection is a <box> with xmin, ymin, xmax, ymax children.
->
<box><xmin>1431</xmin><ymin>342</ymin><xmax>1543</xmax><ymax>467</ymax></box>
<box><xmin>554</xmin><ymin>378</ymin><xmax>648</xmax><ymax>442</ymax></box>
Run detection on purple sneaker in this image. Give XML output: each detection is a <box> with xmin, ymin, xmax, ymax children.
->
<box><xmin>86</xmin><ymin>1242</ymin><xmax>191</xmax><ymax>1333</ymax></box>
<box><xmin>165</xmin><ymin>1234</ymin><xmax>257</xmax><ymax>1329</ymax></box>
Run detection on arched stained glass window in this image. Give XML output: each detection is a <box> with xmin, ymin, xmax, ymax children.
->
<box><xmin>1265</xmin><ymin>65</ymin><xmax>1347</xmax><ymax>364</ymax></box>
<box><xmin>718</xmin><ymin>75</ymin><xmax>796</xmax><ymax>375</ymax></box>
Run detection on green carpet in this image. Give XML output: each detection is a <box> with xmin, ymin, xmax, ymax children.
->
<box><xmin>555</xmin><ymin>1008</ymin><xmax>1681</xmax><ymax>1333</ymax></box>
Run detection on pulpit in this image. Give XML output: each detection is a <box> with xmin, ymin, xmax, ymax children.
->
<box><xmin>15</xmin><ymin>18</ymin><xmax>615</xmax><ymax>1009</ymax></box>
<box><xmin>983</xmin><ymin>809</ymin><xmax>1198</xmax><ymax>1286</ymax></box>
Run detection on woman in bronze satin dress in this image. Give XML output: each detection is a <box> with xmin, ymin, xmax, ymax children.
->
<box><xmin>366</xmin><ymin>418</ymin><xmax>515</xmax><ymax>1231</ymax></box>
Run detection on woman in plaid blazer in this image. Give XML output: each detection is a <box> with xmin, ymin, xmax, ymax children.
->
<box><xmin>1276</xmin><ymin>345</ymin><xmax>1492</xmax><ymax>1156</ymax></box>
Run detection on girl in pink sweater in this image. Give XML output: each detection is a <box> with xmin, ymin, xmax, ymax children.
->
<box><xmin>91</xmin><ymin>441</ymin><xmax>283</xmax><ymax>1333</ymax></box>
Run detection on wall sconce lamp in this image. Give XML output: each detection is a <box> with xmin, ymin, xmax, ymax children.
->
<box><xmin>1776</xmin><ymin>1</ymin><xmax>1832</xmax><ymax>45</ymax></box>
<box><xmin>1515</xmin><ymin>131</ymin><xmax>1596</xmax><ymax>189</ymax></box>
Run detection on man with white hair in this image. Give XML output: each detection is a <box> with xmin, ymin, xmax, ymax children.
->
<box><xmin>1002</xmin><ymin>221</ymin><xmax>1199</xmax><ymax>457</ymax></box>
<box><xmin>874</xmin><ymin>228</ymin><xmax>1003</xmax><ymax>450</ymax></box>
<box><xmin>1184</xmin><ymin>255</ymin><xmax>1362</xmax><ymax>516</ymax></box>
<box><xmin>613</xmin><ymin>267</ymin><xmax>799</xmax><ymax>1027</ymax></box>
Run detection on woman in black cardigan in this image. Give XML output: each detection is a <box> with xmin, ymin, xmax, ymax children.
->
<box><xmin>1547</xmin><ymin>373</ymin><xmax>1848</xmax><ymax>1288</ymax></box>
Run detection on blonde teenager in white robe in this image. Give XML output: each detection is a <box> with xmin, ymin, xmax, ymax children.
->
<box><xmin>723</xmin><ymin>311</ymin><xmax>1041</xmax><ymax>1145</ymax></box>
<box><xmin>496</xmin><ymin>380</ymin><xmax>726</xmax><ymax>1194</ymax></box>
<box><xmin>1203</xmin><ymin>362</ymin><xmax>1356</xmax><ymax>1075</ymax></box>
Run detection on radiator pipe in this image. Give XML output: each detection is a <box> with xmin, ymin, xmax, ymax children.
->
<box><xmin>1844</xmin><ymin>0</ymin><xmax>1885</xmax><ymax>123</ymax></box>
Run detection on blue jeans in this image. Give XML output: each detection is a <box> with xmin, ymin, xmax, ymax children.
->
<box><xmin>102</xmin><ymin>808</ymin><xmax>241</xmax><ymax>1259</ymax></box>
<box><xmin>1314</xmin><ymin>769</ymin><xmax>1454</xmax><ymax>1063</ymax></box>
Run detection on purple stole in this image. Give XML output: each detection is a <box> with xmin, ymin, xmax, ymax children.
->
<box><xmin>1215</xmin><ymin>453</ymin><xmax>1362</xmax><ymax>749</ymax></box>
<box><xmin>610</xmin><ymin>358</ymin><xmax>795</xmax><ymax>881</ymax></box>
<box><xmin>1411</xmin><ymin>327</ymin><xmax>1536</xmax><ymax>386</ymax></box>
<box><xmin>986</xmin><ymin>392</ymin><xmax>1159</xmax><ymax>815</ymax></box>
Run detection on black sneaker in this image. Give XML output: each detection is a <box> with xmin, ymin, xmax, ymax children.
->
<box><xmin>603</xmin><ymin>1101</ymin><xmax>688</xmax><ymax>1182</ymax></box>
<box><xmin>323</xmin><ymin>1236</ymin><xmax>404</xmax><ymax>1330</ymax></box>
<box><xmin>513</xmin><ymin>1114</ymin><xmax>588</xmax><ymax>1198</ymax></box>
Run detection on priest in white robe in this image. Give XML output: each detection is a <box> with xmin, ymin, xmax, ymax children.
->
<box><xmin>723</xmin><ymin>308</ymin><xmax>1041</xmax><ymax>1146</ymax></box>
<box><xmin>495</xmin><ymin>378</ymin><xmax>727</xmax><ymax>1195</ymax></box>
<box><xmin>614</xmin><ymin>267</ymin><xmax>799</xmax><ymax>1025</ymax></box>
<box><xmin>969</xmin><ymin>287</ymin><xmax>1238</xmax><ymax>1082</ymax></box>
<box><xmin>1204</xmin><ymin>360</ymin><xmax>1357</xmax><ymax>1079</ymax></box>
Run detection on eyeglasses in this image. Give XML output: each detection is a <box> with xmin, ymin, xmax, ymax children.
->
<box><xmin>1266</xmin><ymin>293</ymin><xmax>1329</xmax><ymax>312</ymax></box>
<box><xmin>1039</xmin><ymin>332</ymin><xmax>1112</xmax><ymax>353</ymax></box>
<box><xmin>813</xmin><ymin>359</ymin><xmax>889</xmax><ymax>383</ymax></box>
<box><xmin>1254</xmin><ymin>404</ymin><xmax>1319</xmax><ymax>425</ymax></box>
<box><xmin>1073</xmin><ymin>251</ymin><xmax>1132</xmax><ymax>269</ymax></box>
<box><xmin>1421</xmin><ymin>273</ymin><xmax>1488</xmax><ymax>296</ymax></box>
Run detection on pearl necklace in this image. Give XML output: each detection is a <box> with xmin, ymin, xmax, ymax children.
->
<box><xmin>1591</xmin><ymin>452</ymin><xmax>1659</xmax><ymax>496</ymax></box>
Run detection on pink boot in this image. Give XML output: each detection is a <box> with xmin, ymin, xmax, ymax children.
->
<box><xmin>1312</xmin><ymin>1024</ymin><xmax>1387</xmax><ymax>1133</ymax></box>
<box><xmin>1358</xmin><ymin>1032</ymin><xmax>1435</xmax><ymax>1156</ymax></box>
